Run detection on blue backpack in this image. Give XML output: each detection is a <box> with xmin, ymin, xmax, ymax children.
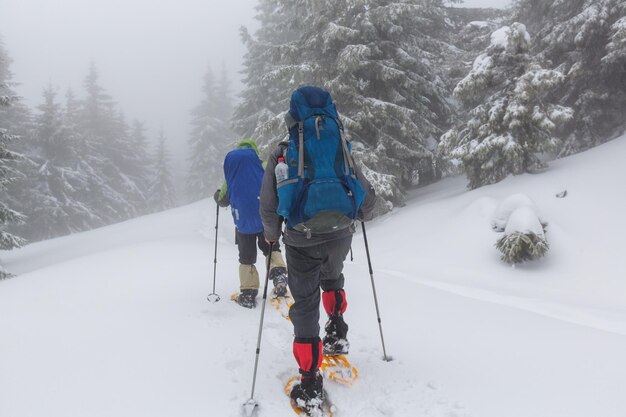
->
<box><xmin>276</xmin><ymin>86</ymin><xmax>365</xmax><ymax>236</ymax></box>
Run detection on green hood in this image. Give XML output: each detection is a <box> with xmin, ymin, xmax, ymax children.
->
<box><xmin>236</xmin><ymin>139</ymin><xmax>260</xmax><ymax>156</ymax></box>
<box><xmin>216</xmin><ymin>139</ymin><xmax>263</xmax><ymax>202</ymax></box>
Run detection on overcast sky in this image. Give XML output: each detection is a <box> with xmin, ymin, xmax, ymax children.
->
<box><xmin>1</xmin><ymin>0</ymin><xmax>511</xmax><ymax>171</ymax></box>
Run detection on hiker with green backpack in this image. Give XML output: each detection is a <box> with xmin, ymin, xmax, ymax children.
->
<box><xmin>214</xmin><ymin>139</ymin><xmax>289</xmax><ymax>309</ymax></box>
<box><xmin>259</xmin><ymin>86</ymin><xmax>376</xmax><ymax>415</ymax></box>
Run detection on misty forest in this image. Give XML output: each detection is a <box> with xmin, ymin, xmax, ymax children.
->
<box><xmin>1</xmin><ymin>0</ymin><xmax>626</xmax><ymax>279</ymax></box>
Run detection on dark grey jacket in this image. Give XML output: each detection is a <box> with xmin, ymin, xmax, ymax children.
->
<box><xmin>260</xmin><ymin>142</ymin><xmax>377</xmax><ymax>247</ymax></box>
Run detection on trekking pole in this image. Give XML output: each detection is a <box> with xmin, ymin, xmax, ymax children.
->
<box><xmin>242</xmin><ymin>242</ymin><xmax>275</xmax><ymax>416</ymax></box>
<box><xmin>350</xmin><ymin>247</ymin><xmax>354</xmax><ymax>262</ymax></box>
<box><xmin>207</xmin><ymin>196</ymin><xmax>221</xmax><ymax>303</ymax></box>
<box><xmin>361</xmin><ymin>221</ymin><xmax>391</xmax><ymax>362</ymax></box>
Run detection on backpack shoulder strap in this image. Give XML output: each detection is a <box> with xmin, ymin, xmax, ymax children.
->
<box><xmin>297</xmin><ymin>121</ymin><xmax>305</xmax><ymax>178</ymax></box>
<box><xmin>335</xmin><ymin>117</ymin><xmax>356</xmax><ymax>177</ymax></box>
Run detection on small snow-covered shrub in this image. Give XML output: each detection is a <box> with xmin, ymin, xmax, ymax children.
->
<box><xmin>496</xmin><ymin>206</ymin><xmax>549</xmax><ymax>264</ymax></box>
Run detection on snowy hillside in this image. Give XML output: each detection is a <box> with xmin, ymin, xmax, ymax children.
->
<box><xmin>2</xmin><ymin>134</ymin><xmax>626</xmax><ymax>417</ymax></box>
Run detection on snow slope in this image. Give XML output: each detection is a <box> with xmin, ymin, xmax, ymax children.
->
<box><xmin>2</xmin><ymin>134</ymin><xmax>626</xmax><ymax>417</ymax></box>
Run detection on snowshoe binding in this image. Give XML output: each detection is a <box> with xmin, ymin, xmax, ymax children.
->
<box><xmin>230</xmin><ymin>289</ymin><xmax>257</xmax><ymax>309</ymax></box>
<box><xmin>322</xmin><ymin>315</ymin><xmax>349</xmax><ymax>355</ymax></box>
<box><xmin>270</xmin><ymin>266</ymin><xmax>288</xmax><ymax>297</ymax></box>
<box><xmin>285</xmin><ymin>372</ymin><xmax>333</xmax><ymax>417</ymax></box>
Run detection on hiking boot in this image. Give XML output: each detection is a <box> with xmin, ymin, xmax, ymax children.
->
<box><xmin>323</xmin><ymin>315</ymin><xmax>349</xmax><ymax>355</ymax></box>
<box><xmin>235</xmin><ymin>289</ymin><xmax>257</xmax><ymax>309</ymax></box>
<box><xmin>270</xmin><ymin>266</ymin><xmax>288</xmax><ymax>297</ymax></box>
<box><xmin>290</xmin><ymin>372</ymin><xmax>324</xmax><ymax>413</ymax></box>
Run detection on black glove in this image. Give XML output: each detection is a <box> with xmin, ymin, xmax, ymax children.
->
<box><xmin>214</xmin><ymin>189</ymin><xmax>230</xmax><ymax>207</ymax></box>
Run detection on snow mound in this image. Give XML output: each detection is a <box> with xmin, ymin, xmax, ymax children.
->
<box><xmin>491</xmin><ymin>193</ymin><xmax>543</xmax><ymax>232</ymax></box>
<box><xmin>504</xmin><ymin>206</ymin><xmax>545</xmax><ymax>237</ymax></box>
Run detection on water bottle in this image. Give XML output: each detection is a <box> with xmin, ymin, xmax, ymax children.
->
<box><xmin>275</xmin><ymin>156</ymin><xmax>289</xmax><ymax>183</ymax></box>
<box><xmin>276</xmin><ymin>156</ymin><xmax>294</xmax><ymax>219</ymax></box>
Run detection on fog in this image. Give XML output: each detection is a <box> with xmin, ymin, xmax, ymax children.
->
<box><xmin>1</xmin><ymin>0</ymin><xmax>510</xmax><ymax>173</ymax></box>
<box><xmin>1</xmin><ymin>0</ymin><xmax>258</xmax><ymax>174</ymax></box>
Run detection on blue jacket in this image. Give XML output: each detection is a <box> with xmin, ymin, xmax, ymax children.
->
<box><xmin>223</xmin><ymin>147</ymin><xmax>264</xmax><ymax>234</ymax></box>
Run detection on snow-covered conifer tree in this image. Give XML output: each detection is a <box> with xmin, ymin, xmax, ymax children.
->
<box><xmin>232</xmin><ymin>0</ymin><xmax>300</xmax><ymax>140</ymax></box>
<box><xmin>447</xmin><ymin>9</ymin><xmax>504</xmax><ymax>89</ymax></box>
<box><xmin>603</xmin><ymin>14</ymin><xmax>626</xmax><ymax>82</ymax></box>
<box><xmin>60</xmin><ymin>88</ymin><xmax>105</xmax><ymax>230</ymax></box>
<box><xmin>439</xmin><ymin>23</ymin><xmax>573</xmax><ymax>189</ymax></box>
<box><xmin>128</xmin><ymin>120</ymin><xmax>153</xmax><ymax>214</ymax></box>
<box><xmin>104</xmin><ymin>112</ymin><xmax>150</xmax><ymax>214</ymax></box>
<box><xmin>186</xmin><ymin>65</ymin><xmax>235</xmax><ymax>202</ymax></box>
<box><xmin>149</xmin><ymin>130</ymin><xmax>176</xmax><ymax>212</ymax></box>
<box><xmin>513</xmin><ymin>0</ymin><xmax>626</xmax><ymax>156</ymax></box>
<box><xmin>0</xmin><ymin>41</ymin><xmax>26</xmax><ymax>277</ymax></box>
<box><xmin>235</xmin><ymin>0</ymin><xmax>454</xmax><ymax>208</ymax></box>
<box><xmin>77</xmin><ymin>63</ymin><xmax>139</xmax><ymax>223</ymax></box>
<box><xmin>11</xmin><ymin>86</ymin><xmax>101</xmax><ymax>240</ymax></box>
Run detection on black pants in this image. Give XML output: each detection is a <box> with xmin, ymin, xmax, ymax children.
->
<box><xmin>236</xmin><ymin>230</ymin><xmax>281</xmax><ymax>265</ymax></box>
<box><xmin>286</xmin><ymin>235</ymin><xmax>352</xmax><ymax>338</ymax></box>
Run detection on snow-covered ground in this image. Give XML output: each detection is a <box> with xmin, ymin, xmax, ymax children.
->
<box><xmin>2</xmin><ymin>133</ymin><xmax>625</xmax><ymax>417</ymax></box>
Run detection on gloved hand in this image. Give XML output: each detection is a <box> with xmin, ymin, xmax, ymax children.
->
<box><xmin>357</xmin><ymin>208</ymin><xmax>374</xmax><ymax>222</ymax></box>
<box><xmin>264</xmin><ymin>222</ymin><xmax>283</xmax><ymax>244</ymax></box>
<box><xmin>264</xmin><ymin>233</ymin><xmax>278</xmax><ymax>245</ymax></box>
<box><xmin>214</xmin><ymin>189</ymin><xmax>230</xmax><ymax>207</ymax></box>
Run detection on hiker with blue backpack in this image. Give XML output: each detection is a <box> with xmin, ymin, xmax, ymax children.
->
<box><xmin>214</xmin><ymin>139</ymin><xmax>289</xmax><ymax>309</ymax></box>
<box><xmin>259</xmin><ymin>86</ymin><xmax>376</xmax><ymax>414</ymax></box>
